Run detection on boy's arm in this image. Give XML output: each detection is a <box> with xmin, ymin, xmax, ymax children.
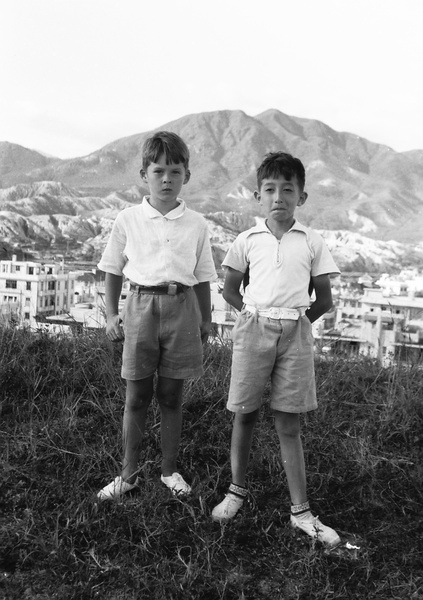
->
<box><xmin>193</xmin><ymin>281</ymin><xmax>212</xmax><ymax>344</ymax></box>
<box><xmin>105</xmin><ymin>272</ymin><xmax>124</xmax><ymax>341</ymax></box>
<box><xmin>305</xmin><ymin>274</ymin><xmax>333</xmax><ymax>323</ymax></box>
<box><xmin>222</xmin><ymin>267</ymin><xmax>245</xmax><ymax>312</ymax></box>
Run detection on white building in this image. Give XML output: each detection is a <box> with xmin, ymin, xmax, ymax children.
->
<box><xmin>323</xmin><ymin>282</ymin><xmax>423</xmax><ymax>364</ymax></box>
<box><xmin>0</xmin><ymin>255</ymin><xmax>76</xmax><ymax>328</ymax></box>
<box><xmin>359</xmin><ymin>288</ymin><xmax>423</xmax><ymax>362</ymax></box>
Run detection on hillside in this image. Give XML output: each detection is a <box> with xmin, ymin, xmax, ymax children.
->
<box><xmin>1</xmin><ymin>180</ymin><xmax>423</xmax><ymax>272</ymax></box>
<box><xmin>1</xmin><ymin>327</ymin><xmax>422</xmax><ymax>599</ymax></box>
<box><xmin>1</xmin><ymin>108</ymin><xmax>423</xmax><ymax>270</ymax></box>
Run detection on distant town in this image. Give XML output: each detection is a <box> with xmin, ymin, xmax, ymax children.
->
<box><xmin>1</xmin><ymin>255</ymin><xmax>423</xmax><ymax>366</ymax></box>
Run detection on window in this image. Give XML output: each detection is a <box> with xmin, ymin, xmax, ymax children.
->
<box><xmin>28</xmin><ymin>266</ymin><xmax>34</xmax><ymax>275</ymax></box>
<box><xmin>48</xmin><ymin>281</ymin><xmax>56</xmax><ymax>291</ymax></box>
<box><xmin>24</xmin><ymin>313</ymin><xmax>30</xmax><ymax>320</ymax></box>
<box><xmin>2</xmin><ymin>265</ymin><xmax>8</xmax><ymax>273</ymax></box>
<box><xmin>26</xmin><ymin>281</ymin><xmax>31</xmax><ymax>291</ymax></box>
<box><xmin>5</xmin><ymin>280</ymin><xmax>17</xmax><ymax>289</ymax></box>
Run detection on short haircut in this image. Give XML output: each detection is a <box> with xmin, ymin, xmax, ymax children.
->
<box><xmin>142</xmin><ymin>131</ymin><xmax>190</xmax><ymax>170</ymax></box>
<box><xmin>256</xmin><ymin>152</ymin><xmax>306</xmax><ymax>191</ymax></box>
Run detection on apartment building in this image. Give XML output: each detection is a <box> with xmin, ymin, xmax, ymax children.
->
<box><xmin>0</xmin><ymin>255</ymin><xmax>76</xmax><ymax>327</ymax></box>
<box><xmin>324</xmin><ymin>280</ymin><xmax>423</xmax><ymax>363</ymax></box>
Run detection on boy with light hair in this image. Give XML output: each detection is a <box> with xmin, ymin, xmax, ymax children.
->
<box><xmin>97</xmin><ymin>131</ymin><xmax>216</xmax><ymax>500</ymax></box>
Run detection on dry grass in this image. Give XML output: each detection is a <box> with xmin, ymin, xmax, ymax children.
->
<box><xmin>0</xmin><ymin>325</ymin><xmax>422</xmax><ymax>599</ymax></box>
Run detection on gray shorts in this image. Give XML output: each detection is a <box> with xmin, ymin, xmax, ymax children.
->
<box><xmin>227</xmin><ymin>308</ymin><xmax>317</xmax><ymax>413</ymax></box>
<box><xmin>121</xmin><ymin>288</ymin><xmax>203</xmax><ymax>381</ymax></box>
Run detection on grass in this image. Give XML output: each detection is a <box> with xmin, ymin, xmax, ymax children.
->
<box><xmin>0</xmin><ymin>324</ymin><xmax>422</xmax><ymax>599</ymax></box>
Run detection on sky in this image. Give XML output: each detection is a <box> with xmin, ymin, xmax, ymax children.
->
<box><xmin>1</xmin><ymin>0</ymin><xmax>423</xmax><ymax>159</ymax></box>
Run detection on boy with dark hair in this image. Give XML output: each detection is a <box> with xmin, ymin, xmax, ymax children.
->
<box><xmin>212</xmin><ymin>152</ymin><xmax>341</xmax><ymax>547</ymax></box>
<box><xmin>97</xmin><ymin>131</ymin><xmax>216</xmax><ymax>500</ymax></box>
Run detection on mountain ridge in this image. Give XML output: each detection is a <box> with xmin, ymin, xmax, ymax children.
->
<box><xmin>1</xmin><ymin>179</ymin><xmax>423</xmax><ymax>274</ymax></box>
<box><xmin>1</xmin><ymin>108</ymin><xmax>423</xmax><ymax>271</ymax></box>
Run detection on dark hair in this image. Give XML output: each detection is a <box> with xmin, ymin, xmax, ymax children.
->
<box><xmin>142</xmin><ymin>131</ymin><xmax>190</xmax><ymax>170</ymax></box>
<box><xmin>256</xmin><ymin>152</ymin><xmax>306</xmax><ymax>190</ymax></box>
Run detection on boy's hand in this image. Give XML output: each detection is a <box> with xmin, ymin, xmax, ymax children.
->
<box><xmin>106</xmin><ymin>314</ymin><xmax>124</xmax><ymax>342</ymax></box>
<box><xmin>200</xmin><ymin>320</ymin><xmax>211</xmax><ymax>344</ymax></box>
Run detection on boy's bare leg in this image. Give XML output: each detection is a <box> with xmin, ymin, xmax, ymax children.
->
<box><xmin>230</xmin><ymin>409</ymin><xmax>260</xmax><ymax>487</ymax></box>
<box><xmin>122</xmin><ymin>376</ymin><xmax>154</xmax><ymax>483</ymax></box>
<box><xmin>156</xmin><ymin>376</ymin><xmax>185</xmax><ymax>476</ymax></box>
<box><xmin>275</xmin><ymin>411</ymin><xmax>341</xmax><ymax>546</ymax></box>
<box><xmin>274</xmin><ymin>411</ymin><xmax>307</xmax><ymax>505</ymax></box>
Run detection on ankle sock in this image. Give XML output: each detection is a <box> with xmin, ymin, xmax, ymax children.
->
<box><xmin>291</xmin><ymin>501</ymin><xmax>311</xmax><ymax>518</ymax></box>
<box><xmin>228</xmin><ymin>483</ymin><xmax>248</xmax><ymax>499</ymax></box>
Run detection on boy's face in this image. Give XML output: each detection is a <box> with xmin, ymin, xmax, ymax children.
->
<box><xmin>140</xmin><ymin>154</ymin><xmax>190</xmax><ymax>215</ymax></box>
<box><xmin>254</xmin><ymin>174</ymin><xmax>307</xmax><ymax>228</ymax></box>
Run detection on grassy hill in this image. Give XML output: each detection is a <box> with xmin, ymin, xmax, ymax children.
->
<box><xmin>0</xmin><ymin>325</ymin><xmax>422</xmax><ymax>599</ymax></box>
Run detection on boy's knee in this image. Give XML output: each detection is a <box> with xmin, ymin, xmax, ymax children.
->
<box><xmin>235</xmin><ymin>409</ymin><xmax>260</xmax><ymax>425</ymax></box>
<box><xmin>274</xmin><ymin>413</ymin><xmax>301</xmax><ymax>437</ymax></box>
<box><xmin>125</xmin><ymin>394</ymin><xmax>152</xmax><ymax>411</ymax></box>
<box><xmin>157</xmin><ymin>391</ymin><xmax>183</xmax><ymax>410</ymax></box>
<box><xmin>125</xmin><ymin>379</ymin><xmax>154</xmax><ymax>410</ymax></box>
<box><xmin>156</xmin><ymin>378</ymin><xmax>184</xmax><ymax>409</ymax></box>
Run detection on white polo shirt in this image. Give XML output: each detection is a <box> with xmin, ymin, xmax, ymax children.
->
<box><xmin>98</xmin><ymin>197</ymin><xmax>217</xmax><ymax>286</ymax></box>
<box><xmin>222</xmin><ymin>219</ymin><xmax>340</xmax><ymax>309</ymax></box>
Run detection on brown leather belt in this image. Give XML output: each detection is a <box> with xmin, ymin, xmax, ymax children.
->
<box><xmin>129</xmin><ymin>283</ymin><xmax>189</xmax><ymax>296</ymax></box>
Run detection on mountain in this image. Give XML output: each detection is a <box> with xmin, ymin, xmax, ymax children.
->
<box><xmin>0</xmin><ymin>142</ymin><xmax>56</xmax><ymax>181</ymax></box>
<box><xmin>1</xmin><ymin>109</ymin><xmax>423</xmax><ymax>270</ymax></box>
<box><xmin>1</xmin><ymin>180</ymin><xmax>423</xmax><ymax>273</ymax></box>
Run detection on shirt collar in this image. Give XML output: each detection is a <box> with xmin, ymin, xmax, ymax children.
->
<box><xmin>245</xmin><ymin>218</ymin><xmax>308</xmax><ymax>237</ymax></box>
<box><xmin>142</xmin><ymin>196</ymin><xmax>186</xmax><ymax>220</ymax></box>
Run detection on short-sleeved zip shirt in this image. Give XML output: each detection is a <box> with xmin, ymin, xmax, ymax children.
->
<box><xmin>98</xmin><ymin>196</ymin><xmax>217</xmax><ymax>286</ymax></box>
<box><xmin>222</xmin><ymin>219</ymin><xmax>340</xmax><ymax>309</ymax></box>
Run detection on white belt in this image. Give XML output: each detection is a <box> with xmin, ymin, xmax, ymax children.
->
<box><xmin>244</xmin><ymin>304</ymin><xmax>306</xmax><ymax>321</ymax></box>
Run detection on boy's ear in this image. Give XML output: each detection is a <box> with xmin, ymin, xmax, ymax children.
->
<box><xmin>254</xmin><ymin>190</ymin><xmax>261</xmax><ymax>204</ymax></box>
<box><xmin>297</xmin><ymin>191</ymin><xmax>308</xmax><ymax>206</ymax></box>
<box><xmin>140</xmin><ymin>169</ymin><xmax>148</xmax><ymax>183</ymax></box>
<box><xmin>184</xmin><ymin>169</ymin><xmax>191</xmax><ymax>184</ymax></box>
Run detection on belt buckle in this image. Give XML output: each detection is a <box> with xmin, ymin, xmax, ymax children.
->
<box><xmin>269</xmin><ymin>307</ymin><xmax>279</xmax><ymax>319</ymax></box>
<box><xmin>167</xmin><ymin>283</ymin><xmax>178</xmax><ymax>296</ymax></box>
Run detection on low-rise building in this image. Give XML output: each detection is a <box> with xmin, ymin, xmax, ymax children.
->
<box><xmin>322</xmin><ymin>277</ymin><xmax>423</xmax><ymax>363</ymax></box>
<box><xmin>0</xmin><ymin>255</ymin><xmax>76</xmax><ymax>327</ymax></box>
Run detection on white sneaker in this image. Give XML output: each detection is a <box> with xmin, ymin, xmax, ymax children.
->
<box><xmin>212</xmin><ymin>493</ymin><xmax>244</xmax><ymax>523</ymax></box>
<box><xmin>97</xmin><ymin>476</ymin><xmax>140</xmax><ymax>501</ymax></box>
<box><xmin>161</xmin><ymin>472</ymin><xmax>191</xmax><ymax>496</ymax></box>
<box><xmin>290</xmin><ymin>513</ymin><xmax>341</xmax><ymax>547</ymax></box>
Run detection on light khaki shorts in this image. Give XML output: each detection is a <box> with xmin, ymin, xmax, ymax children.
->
<box><xmin>227</xmin><ymin>308</ymin><xmax>317</xmax><ymax>414</ymax></box>
<box><xmin>121</xmin><ymin>288</ymin><xmax>203</xmax><ymax>381</ymax></box>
